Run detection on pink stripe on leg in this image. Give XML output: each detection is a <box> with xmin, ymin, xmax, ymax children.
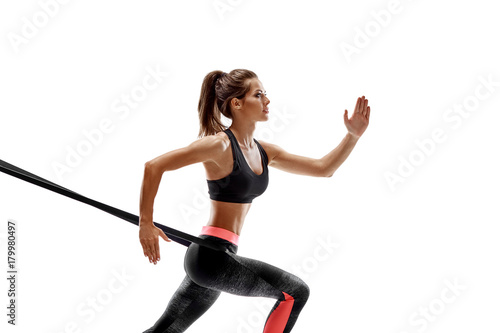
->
<box><xmin>263</xmin><ymin>292</ymin><xmax>295</xmax><ymax>333</ymax></box>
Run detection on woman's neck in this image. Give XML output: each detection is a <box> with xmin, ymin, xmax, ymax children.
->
<box><xmin>228</xmin><ymin>123</ymin><xmax>256</xmax><ymax>148</ymax></box>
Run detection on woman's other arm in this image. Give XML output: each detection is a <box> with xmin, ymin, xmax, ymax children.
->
<box><xmin>260</xmin><ymin>96</ymin><xmax>370</xmax><ymax>177</ymax></box>
<box><xmin>139</xmin><ymin>135</ymin><xmax>226</xmax><ymax>264</ymax></box>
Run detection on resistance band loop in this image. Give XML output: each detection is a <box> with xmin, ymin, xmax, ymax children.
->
<box><xmin>0</xmin><ymin>158</ymin><xmax>227</xmax><ymax>252</ymax></box>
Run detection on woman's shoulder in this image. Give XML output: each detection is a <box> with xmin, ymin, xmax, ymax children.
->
<box><xmin>253</xmin><ymin>138</ymin><xmax>279</xmax><ymax>151</ymax></box>
<box><xmin>194</xmin><ymin>131</ymin><xmax>231</xmax><ymax>156</ymax></box>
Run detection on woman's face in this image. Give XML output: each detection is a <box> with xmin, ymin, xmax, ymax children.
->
<box><xmin>233</xmin><ymin>78</ymin><xmax>270</xmax><ymax>122</ymax></box>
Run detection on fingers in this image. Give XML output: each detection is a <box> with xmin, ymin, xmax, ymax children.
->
<box><xmin>346</xmin><ymin>96</ymin><xmax>370</xmax><ymax>137</ymax></box>
<box><xmin>355</xmin><ymin>96</ymin><xmax>369</xmax><ymax>117</ymax></box>
<box><xmin>141</xmin><ymin>242</ymin><xmax>157</xmax><ymax>264</ymax></box>
<box><xmin>355</xmin><ymin>96</ymin><xmax>368</xmax><ymax>113</ymax></box>
<box><xmin>149</xmin><ymin>236</ymin><xmax>160</xmax><ymax>264</ymax></box>
<box><xmin>147</xmin><ymin>241</ymin><xmax>158</xmax><ymax>265</ymax></box>
<box><xmin>362</xmin><ymin>97</ymin><xmax>368</xmax><ymax>117</ymax></box>
<box><xmin>154</xmin><ymin>239</ymin><xmax>160</xmax><ymax>263</ymax></box>
<box><xmin>354</xmin><ymin>97</ymin><xmax>361</xmax><ymax>113</ymax></box>
<box><xmin>139</xmin><ymin>231</ymin><xmax>162</xmax><ymax>265</ymax></box>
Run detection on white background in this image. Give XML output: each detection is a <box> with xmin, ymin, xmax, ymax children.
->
<box><xmin>1</xmin><ymin>0</ymin><xmax>499</xmax><ymax>332</ymax></box>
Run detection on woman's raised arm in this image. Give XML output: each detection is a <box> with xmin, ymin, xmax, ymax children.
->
<box><xmin>259</xmin><ymin>95</ymin><xmax>370</xmax><ymax>178</ymax></box>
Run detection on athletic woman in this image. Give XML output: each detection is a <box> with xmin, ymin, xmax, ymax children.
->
<box><xmin>139</xmin><ymin>69</ymin><xmax>371</xmax><ymax>332</ymax></box>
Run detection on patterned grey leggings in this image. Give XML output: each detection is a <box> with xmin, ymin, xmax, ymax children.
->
<box><xmin>143</xmin><ymin>235</ymin><xmax>310</xmax><ymax>333</ymax></box>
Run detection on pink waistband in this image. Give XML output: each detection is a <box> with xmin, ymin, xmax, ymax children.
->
<box><xmin>200</xmin><ymin>225</ymin><xmax>240</xmax><ymax>246</ymax></box>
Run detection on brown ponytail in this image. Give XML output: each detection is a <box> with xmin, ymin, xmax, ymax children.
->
<box><xmin>197</xmin><ymin>69</ymin><xmax>258</xmax><ymax>138</ymax></box>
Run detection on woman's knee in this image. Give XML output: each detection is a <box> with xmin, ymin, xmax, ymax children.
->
<box><xmin>296</xmin><ymin>280</ymin><xmax>310</xmax><ymax>303</ymax></box>
<box><xmin>288</xmin><ymin>276</ymin><xmax>310</xmax><ymax>304</ymax></box>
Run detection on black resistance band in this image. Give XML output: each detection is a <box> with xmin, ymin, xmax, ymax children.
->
<box><xmin>0</xmin><ymin>158</ymin><xmax>227</xmax><ymax>252</ymax></box>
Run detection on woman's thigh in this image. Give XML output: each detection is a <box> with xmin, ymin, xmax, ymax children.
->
<box><xmin>185</xmin><ymin>244</ymin><xmax>308</xmax><ymax>300</ymax></box>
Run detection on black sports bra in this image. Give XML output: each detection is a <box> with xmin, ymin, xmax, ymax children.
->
<box><xmin>207</xmin><ymin>128</ymin><xmax>269</xmax><ymax>203</ymax></box>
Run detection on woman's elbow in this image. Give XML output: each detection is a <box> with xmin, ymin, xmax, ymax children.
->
<box><xmin>144</xmin><ymin>160</ymin><xmax>153</xmax><ymax>171</ymax></box>
<box><xmin>318</xmin><ymin>161</ymin><xmax>334</xmax><ymax>178</ymax></box>
<box><xmin>323</xmin><ymin>169</ymin><xmax>334</xmax><ymax>178</ymax></box>
<box><xmin>144</xmin><ymin>160</ymin><xmax>160</xmax><ymax>177</ymax></box>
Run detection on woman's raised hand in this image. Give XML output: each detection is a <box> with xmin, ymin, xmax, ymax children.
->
<box><xmin>139</xmin><ymin>222</ymin><xmax>171</xmax><ymax>265</ymax></box>
<box><xmin>344</xmin><ymin>95</ymin><xmax>371</xmax><ymax>138</ymax></box>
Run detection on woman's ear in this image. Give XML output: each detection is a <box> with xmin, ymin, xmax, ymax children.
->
<box><xmin>231</xmin><ymin>97</ymin><xmax>243</xmax><ymax>110</ymax></box>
